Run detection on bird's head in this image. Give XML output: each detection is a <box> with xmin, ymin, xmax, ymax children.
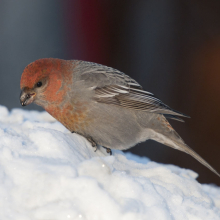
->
<box><xmin>20</xmin><ymin>58</ymin><xmax>69</xmax><ymax>108</ymax></box>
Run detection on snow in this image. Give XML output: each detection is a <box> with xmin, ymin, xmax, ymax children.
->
<box><xmin>0</xmin><ymin>105</ymin><xmax>219</xmax><ymax>220</ymax></box>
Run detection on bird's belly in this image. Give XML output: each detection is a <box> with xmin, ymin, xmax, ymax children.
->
<box><xmin>84</xmin><ymin>104</ymin><xmax>154</xmax><ymax>150</ymax></box>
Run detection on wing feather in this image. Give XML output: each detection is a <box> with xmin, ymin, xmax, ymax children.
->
<box><xmin>78</xmin><ymin>61</ymin><xmax>189</xmax><ymax>120</ymax></box>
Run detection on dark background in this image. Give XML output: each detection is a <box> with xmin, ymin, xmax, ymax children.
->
<box><xmin>1</xmin><ymin>0</ymin><xmax>220</xmax><ymax>185</ymax></box>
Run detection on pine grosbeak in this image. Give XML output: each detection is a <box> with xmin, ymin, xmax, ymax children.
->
<box><xmin>20</xmin><ymin>58</ymin><xmax>220</xmax><ymax>177</ymax></box>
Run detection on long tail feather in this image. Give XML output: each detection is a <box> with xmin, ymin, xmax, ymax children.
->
<box><xmin>153</xmin><ymin>117</ymin><xmax>220</xmax><ymax>177</ymax></box>
<box><xmin>165</xmin><ymin>138</ymin><xmax>220</xmax><ymax>178</ymax></box>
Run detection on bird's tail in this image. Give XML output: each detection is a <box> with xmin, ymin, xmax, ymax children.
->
<box><xmin>152</xmin><ymin>117</ymin><xmax>220</xmax><ymax>178</ymax></box>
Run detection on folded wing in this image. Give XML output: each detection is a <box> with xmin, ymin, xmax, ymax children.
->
<box><xmin>79</xmin><ymin>61</ymin><xmax>189</xmax><ymax>121</ymax></box>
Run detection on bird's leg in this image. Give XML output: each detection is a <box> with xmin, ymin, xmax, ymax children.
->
<box><xmin>87</xmin><ymin>137</ymin><xmax>98</xmax><ymax>152</ymax></box>
<box><xmin>72</xmin><ymin>131</ymin><xmax>98</xmax><ymax>152</ymax></box>
<box><xmin>103</xmin><ymin>147</ymin><xmax>112</xmax><ymax>155</ymax></box>
<box><xmin>107</xmin><ymin>148</ymin><xmax>112</xmax><ymax>155</ymax></box>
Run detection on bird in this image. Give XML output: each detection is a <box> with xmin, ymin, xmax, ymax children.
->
<box><xmin>20</xmin><ymin>58</ymin><xmax>220</xmax><ymax>177</ymax></box>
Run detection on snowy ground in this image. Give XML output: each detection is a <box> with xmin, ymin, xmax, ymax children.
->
<box><xmin>0</xmin><ymin>105</ymin><xmax>220</xmax><ymax>220</ymax></box>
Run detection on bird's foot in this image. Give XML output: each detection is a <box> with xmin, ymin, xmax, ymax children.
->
<box><xmin>87</xmin><ymin>137</ymin><xmax>98</xmax><ymax>152</ymax></box>
<box><xmin>72</xmin><ymin>131</ymin><xmax>98</xmax><ymax>152</ymax></box>
<box><xmin>103</xmin><ymin>147</ymin><xmax>112</xmax><ymax>155</ymax></box>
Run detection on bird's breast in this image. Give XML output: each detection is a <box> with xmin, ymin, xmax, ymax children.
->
<box><xmin>46</xmin><ymin>101</ymin><xmax>93</xmax><ymax>133</ymax></box>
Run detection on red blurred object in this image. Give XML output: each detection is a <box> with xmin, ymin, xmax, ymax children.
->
<box><xmin>64</xmin><ymin>0</ymin><xmax>109</xmax><ymax>64</ymax></box>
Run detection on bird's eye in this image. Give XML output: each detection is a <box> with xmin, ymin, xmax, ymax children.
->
<box><xmin>36</xmin><ymin>82</ymin><xmax>42</xmax><ymax>87</ymax></box>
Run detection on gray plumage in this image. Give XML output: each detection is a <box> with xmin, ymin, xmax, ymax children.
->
<box><xmin>20</xmin><ymin>58</ymin><xmax>220</xmax><ymax>178</ymax></box>
<box><xmin>71</xmin><ymin>60</ymin><xmax>220</xmax><ymax>177</ymax></box>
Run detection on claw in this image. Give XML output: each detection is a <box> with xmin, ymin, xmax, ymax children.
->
<box><xmin>87</xmin><ymin>137</ymin><xmax>98</xmax><ymax>152</ymax></box>
<box><xmin>72</xmin><ymin>132</ymin><xmax>98</xmax><ymax>152</ymax></box>
<box><xmin>93</xmin><ymin>145</ymin><xmax>98</xmax><ymax>152</ymax></box>
<box><xmin>103</xmin><ymin>147</ymin><xmax>112</xmax><ymax>155</ymax></box>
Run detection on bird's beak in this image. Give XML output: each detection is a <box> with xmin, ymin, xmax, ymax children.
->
<box><xmin>20</xmin><ymin>88</ymin><xmax>36</xmax><ymax>106</ymax></box>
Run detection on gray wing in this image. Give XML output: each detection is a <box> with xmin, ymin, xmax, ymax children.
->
<box><xmin>78</xmin><ymin>61</ymin><xmax>189</xmax><ymax>121</ymax></box>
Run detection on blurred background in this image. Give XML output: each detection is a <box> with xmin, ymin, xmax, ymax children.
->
<box><xmin>1</xmin><ymin>0</ymin><xmax>220</xmax><ymax>184</ymax></box>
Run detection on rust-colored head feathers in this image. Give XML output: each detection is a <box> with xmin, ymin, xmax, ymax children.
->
<box><xmin>20</xmin><ymin>58</ymin><xmax>73</xmax><ymax>108</ymax></box>
<box><xmin>20</xmin><ymin>58</ymin><xmax>63</xmax><ymax>89</ymax></box>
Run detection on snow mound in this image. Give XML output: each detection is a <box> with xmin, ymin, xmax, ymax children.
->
<box><xmin>0</xmin><ymin>105</ymin><xmax>219</xmax><ymax>220</ymax></box>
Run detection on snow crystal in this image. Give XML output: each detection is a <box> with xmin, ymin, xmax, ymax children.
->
<box><xmin>0</xmin><ymin>105</ymin><xmax>219</xmax><ymax>220</ymax></box>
